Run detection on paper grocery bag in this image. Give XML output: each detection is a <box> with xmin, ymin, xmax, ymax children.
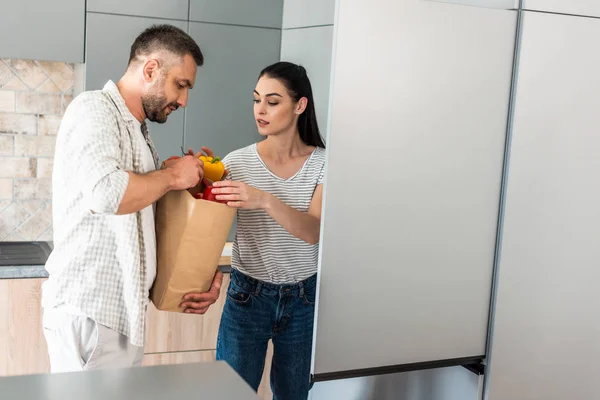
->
<box><xmin>151</xmin><ymin>187</ymin><xmax>236</xmax><ymax>312</ymax></box>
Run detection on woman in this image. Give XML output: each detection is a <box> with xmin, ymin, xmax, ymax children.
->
<box><xmin>212</xmin><ymin>61</ymin><xmax>326</xmax><ymax>399</ymax></box>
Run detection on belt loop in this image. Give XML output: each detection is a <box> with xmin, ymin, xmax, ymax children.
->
<box><xmin>255</xmin><ymin>281</ymin><xmax>262</xmax><ymax>295</ymax></box>
<box><xmin>299</xmin><ymin>281</ymin><xmax>304</xmax><ymax>298</ymax></box>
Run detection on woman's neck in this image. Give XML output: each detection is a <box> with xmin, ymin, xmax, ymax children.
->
<box><xmin>259</xmin><ymin>129</ymin><xmax>311</xmax><ymax>161</ymax></box>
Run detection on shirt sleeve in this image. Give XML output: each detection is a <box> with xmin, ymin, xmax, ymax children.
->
<box><xmin>69</xmin><ymin>109</ymin><xmax>130</xmax><ymax>215</ymax></box>
<box><xmin>317</xmin><ymin>161</ymin><xmax>326</xmax><ymax>185</ymax></box>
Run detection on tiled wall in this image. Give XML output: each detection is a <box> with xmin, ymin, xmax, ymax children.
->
<box><xmin>0</xmin><ymin>59</ymin><xmax>74</xmax><ymax>241</ymax></box>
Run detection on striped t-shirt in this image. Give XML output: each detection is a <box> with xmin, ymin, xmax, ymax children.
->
<box><xmin>223</xmin><ymin>143</ymin><xmax>326</xmax><ymax>284</ymax></box>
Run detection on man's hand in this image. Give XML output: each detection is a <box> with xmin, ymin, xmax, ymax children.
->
<box><xmin>165</xmin><ymin>155</ymin><xmax>204</xmax><ymax>190</ymax></box>
<box><xmin>179</xmin><ymin>270</ymin><xmax>224</xmax><ymax>314</ymax></box>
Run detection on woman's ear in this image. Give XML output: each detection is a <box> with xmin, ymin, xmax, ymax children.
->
<box><xmin>295</xmin><ymin>97</ymin><xmax>308</xmax><ymax>115</ymax></box>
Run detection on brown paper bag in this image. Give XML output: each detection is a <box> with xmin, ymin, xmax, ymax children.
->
<box><xmin>151</xmin><ymin>187</ymin><xmax>236</xmax><ymax>312</ymax></box>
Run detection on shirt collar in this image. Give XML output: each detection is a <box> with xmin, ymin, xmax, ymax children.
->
<box><xmin>102</xmin><ymin>80</ymin><xmax>139</xmax><ymax>123</ymax></box>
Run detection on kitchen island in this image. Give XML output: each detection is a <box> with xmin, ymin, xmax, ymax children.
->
<box><xmin>0</xmin><ymin>241</ymin><xmax>275</xmax><ymax>399</ymax></box>
<box><xmin>0</xmin><ymin>360</ymin><xmax>259</xmax><ymax>400</ymax></box>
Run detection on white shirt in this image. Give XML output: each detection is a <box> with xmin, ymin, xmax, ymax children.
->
<box><xmin>131</xmin><ymin>118</ymin><xmax>157</xmax><ymax>305</ymax></box>
<box><xmin>42</xmin><ymin>80</ymin><xmax>160</xmax><ymax>347</ymax></box>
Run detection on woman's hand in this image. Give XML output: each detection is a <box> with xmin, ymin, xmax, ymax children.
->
<box><xmin>185</xmin><ymin>146</ymin><xmax>229</xmax><ymax>180</ymax></box>
<box><xmin>212</xmin><ymin>180</ymin><xmax>271</xmax><ymax>209</ymax></box>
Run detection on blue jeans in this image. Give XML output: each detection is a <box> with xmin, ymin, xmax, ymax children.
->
<box><xmin>216</xmin><ymin>269</ymin><xmax>316</xmax><ymax>400</ymax></box>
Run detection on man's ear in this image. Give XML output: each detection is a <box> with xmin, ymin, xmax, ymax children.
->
<box><xmin>296</xmin><ymin>97</ymin><xmax>308</xmax><ymax>115</ymax></box>
<box><xmin>142</xmin><ymin>59</ymin><xmax>160</xmax><ymax>83</ymax></box>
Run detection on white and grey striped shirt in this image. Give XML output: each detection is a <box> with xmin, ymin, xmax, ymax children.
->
<box><xmin>224</xmin><ymin>143</ymin><xmax>326</xmax><ymax>284</ymax></box>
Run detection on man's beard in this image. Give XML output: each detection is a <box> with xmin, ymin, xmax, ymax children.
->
<box><xmin>142</xmin><ymin>89</ymin><xmax>179</xmax><ymax>124</ymax></box>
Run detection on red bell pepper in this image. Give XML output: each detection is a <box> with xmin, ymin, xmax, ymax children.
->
<box><xmin>202</xmin><ymin>185</ymin><xmax>227</xmax><ymax>204</ymax></box>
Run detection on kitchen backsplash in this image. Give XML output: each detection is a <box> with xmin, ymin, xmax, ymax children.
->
<box><xmin>0</xmin><ymin>58</ymin><xmax>74</xmax><ymax>241</ymax></box>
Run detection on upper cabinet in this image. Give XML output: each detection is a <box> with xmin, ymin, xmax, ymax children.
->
<box><xmin>0</xmin><ymin>0</ymin><xmax>85</xmax><ymax>63</ymax></box>
<box><xmin>282</xmin><ymin>0</ymin><xmax>335</xmax><ymax>28</ymax></box>
<box><xmin>84</xmin><ymin>0</ymin><xmax>283</xmax><ymax>163</ymax></box>
<box><xmin>87</xmin><ymin>0</ymin><xmax>190</xmax><ymax>21</ymax></box>
<box><xmin>183</xmin><ymin>22</ymin><xmax>281</xmax><ymax>157</ymax></box>
<box><xmin>189</xmin><ymin>0</ymin><xmax>283</xmax><ymax>28</ymax></box>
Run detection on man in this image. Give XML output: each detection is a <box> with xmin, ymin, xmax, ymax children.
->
<box><xmin>42</xmin><ymin>24</ymin><xmax>223</xmax><ymax>372</ymax></box>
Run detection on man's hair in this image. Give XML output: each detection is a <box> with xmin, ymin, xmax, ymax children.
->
<box><xmin>128</xmin><ymin>24</ymin><xmax>204</xmax><ymax>68</ymax></box>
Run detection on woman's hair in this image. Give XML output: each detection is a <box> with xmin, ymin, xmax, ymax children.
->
<box><xmin>259</xmin><ymin>61</ymin><xmax>325</xmax><ymax>148</ymax></box>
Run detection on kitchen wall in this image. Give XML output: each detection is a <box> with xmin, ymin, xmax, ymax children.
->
<box><xmin>0</xmin><ymin>59</ymin><xmax>74</xmax><ymax>241</ymax></box>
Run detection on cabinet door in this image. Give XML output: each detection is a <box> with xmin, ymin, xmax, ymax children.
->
<box><xmin>189</xmin><ymin>0</ymin><xmax>283</xmax><ymax>28</ymax></box>
<box><xmin>142</xmin><ymin>350</ymin><xmax>215</xmax><ymax>366</ymax></box>
<box><xmin>144</xmin><ymin>274</ymin><xmax>229</xmax><ymax>353</ymax></box>
<box><xmin>282</xmin><ymin>0</ymin><xmax>336</xmax><ymax>28</ymax></box>
<box><xmin>487</xmin><ymin>11</ymin><xmax>600</xmax><ymax>400</ymax></box>
<box><xmin>0</xmin><ymin>279</ymin><xmax>49</xmax><ymax>377</ymax></box>
<box><xmin>0</xmin><ymin>0</ymin><xmax>84</xmax><ymax>63</ymax></box>
<box><xmin>184</xmin><ymin>22</ymin><xmax>280</xmax><ymax>158</ymax></box>
<box><xmin>85</xmin><ymin>13</ymin><xmax>188</xmax><ymax>161</ymax></box>
<box><xmin>87</xmin><ymin>0</ymin><xmax>189</xmax><ymax>21</ymax></box>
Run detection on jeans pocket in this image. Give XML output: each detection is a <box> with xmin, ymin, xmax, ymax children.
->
<box><xmin>227</xmin><ymin>283</ymin><xmax>252</xmax><ymax>305</ymax></box>
<box><xmin>303</xmin><ymin>287</ymin><xmax>316</xmax><ymax>306</ymax></box>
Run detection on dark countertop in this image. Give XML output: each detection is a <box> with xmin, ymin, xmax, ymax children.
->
<box><xmin>0</xmin><ymin>361</ymin><xmax>259</xmax><ymax>400</ymax></box>
<box><xmin>0</xmin><ymin>241</ymin><xmax>232</xmax><ymax>279</ymax></box>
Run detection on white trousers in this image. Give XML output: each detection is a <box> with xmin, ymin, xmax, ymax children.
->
<box><xmin>42</xmin><ymin>306</ymin><xmax>144</xmax><ymax>373</ymax></box>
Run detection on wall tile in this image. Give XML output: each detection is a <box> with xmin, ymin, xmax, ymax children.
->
<box><xmin>38</xmin><ymin>115</ymin><xmax>61</xmax><ymax>135</ymax></box>
<box><xmin>0</xmin><ymin>91</ymin><xmax>15</xmax><ymax>112</ymax></box>
<box><xmin>37</xmin><ymin>61</ymin><xmax>74</xmax><ymax>92</ymax></box>
<box><xmin>16</xmin><ymin>92</ymin><xmax>62</xmax><ymax>115</ymax></box>
<box><xmin>37</xmin><ymin>158</ymin><xmax>53</xmax><ymax>178</ymax></box>
<box><xmin>14</xmin><ymin>135</ymin><xmax>55</xmax><ymax>157</ymax></box>
<box><xmin>37</xmin><ymin>226</ymin><xmax>53</xmax><ymax>241</ymax></box>
<box><xmin>0</xmin><ymin>179</ymin><xmax>13</xmax><ymax>199</ymax></box>
<box><xmin>14</xmin><ymin>178</ymin><xmax>52</xmax><ymax>200</ymax></box>
<box><xmin>0</xmin><ymin>61</ymin><xmax>13</xmax><ymax>86</ymax></box>
<box><xmin>0</xmin><ymin>199</ymin><xmax>10</xmax><ymax>212</ymax></box>
<box><xmin>0</xmin><ymin>157</ymin><xmax>36</xmax><ymax>178</ymax></box>
<box><xmin>17</xmin><ymin>200</ymin><xmax>44</xmax><ymax>215</ymax></box>
<box><xmin>4</xmin><ymin>230</ymin><xmax>25</xmax><ymax>241</ymax></box>
<box><xmin>36</xmin><ymin>79</ymin><xmax>62</xmax><ymax>93</ymax></box>
<box><xmin>0</xmin><ymin>135</ymin><xmax>13</xmax><ymax>155</ymax></box>
<box><xmin>0</xmin><ymin>58</ymin><xmax>73</xmax><ymax>241</ymax></box>
<box><xmin>0</xmin><ymin>113</ymin><xmax>37</xmax><ymax>134</ymax></box>
<box><xmin>40</xmin><ymin>201</ymin><xmax>52</xmax><ymax>221</ymax></box>
<box><xmin>17</xmin><ymin>211</ymin><xmax>52</xmax><ymax>240</ymax></box>
<box><xmin>62</xmin><ymin>94</ymin><xmax>73</xmax><ymax>114</ymax></box>
<box><xmin>5</xmin><ymin>59</ymin><xmax>47</xmax><ymax>89</ymax></box>
<box><xmin>2</xmin><ymin>76</ymin><xmax>27</xmax><ymax>90</ymax></box>
<box><xmin>0</xmin><ymin>201</ymin><xmax>29</xmax><ymax>239</ymax></box>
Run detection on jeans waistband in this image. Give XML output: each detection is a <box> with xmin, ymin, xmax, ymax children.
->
<box><xmin>231</xmin><ymin>269</ymin><xmax>317</xmax><ymax>298</ymax></box>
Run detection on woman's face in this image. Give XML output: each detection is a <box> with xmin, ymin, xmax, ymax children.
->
<box><xmin>253</xmin><ymin>76</ymin><xmax>298</xmax><ymax>137</ymax></box>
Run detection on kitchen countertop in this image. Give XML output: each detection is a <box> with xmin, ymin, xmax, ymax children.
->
<box><xmin>0</xmin><ymin>241</ymin><xmax>232</xmax><ymax>279</ymax></box>
<box><xmin>0</xmin><ymin>361</ymin><xmax>259</xmax><ymax>400</ymax></box>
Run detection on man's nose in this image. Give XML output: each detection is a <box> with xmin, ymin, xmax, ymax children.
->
<box><xmin>178</xmin><ymin>90</ymin><xmax>189</xmax><ymax>108</ymax></box>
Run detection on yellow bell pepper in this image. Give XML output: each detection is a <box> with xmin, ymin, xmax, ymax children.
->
<box><xmin>199</xmin><ymin>155</ymin><xmax>225</xmax><ymax>182</ymax></box>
